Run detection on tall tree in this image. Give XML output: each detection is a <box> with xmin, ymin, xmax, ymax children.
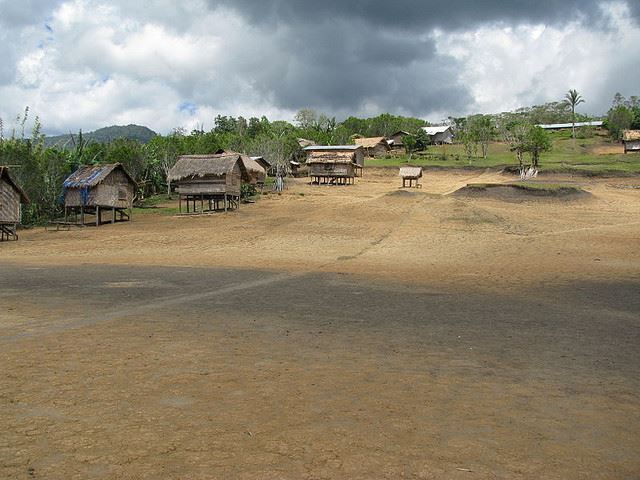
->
<box><xmin>564</xmin><ymin>89</ymin><xmax>585</xmax><ymax>139</ymax></box>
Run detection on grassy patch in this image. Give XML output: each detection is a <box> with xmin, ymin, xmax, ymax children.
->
<box><xmin>464</xmin><ymin>182</ymin><xmax>585</xmax><ymax>196</ymax></box>
<box><xmin>367</xmin><ymin>135</ymin><xmax>640</xmax><ymax>175</ymax></box>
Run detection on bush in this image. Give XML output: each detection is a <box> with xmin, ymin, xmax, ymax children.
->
<box><xmin>241</xmin><ymin>183</ymin><xmax>257</xmax><ymax>199</ymax></box>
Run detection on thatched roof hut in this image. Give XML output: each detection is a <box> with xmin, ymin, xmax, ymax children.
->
<box><xmin>354</xmin><ymin>136</ymin><xmax>391</xmax><ymax>156</ymax></box>
<box><xmin>305</xmin><ymin>149</ymin><xmax>359</xmax><ymax>185</ymax></box>
<box><xmin>399</xmin><ymin>166</ymin><xmax>423</xmax><ymax>188</ymax></box>
<box><xmin>303</xmin><ymin>145</ymin><xmax>365</xmax><ymax>168</ymax></box>
<box><xmin>61</xmin><ymin>163</ymin><xmax>136</xmax><ymax>225</ymax></box>
<box><xmin>622</xmin><ymin>130</ymin><xmax>640</xmax><ymax>153</ymax></box>
<box><xmin>168</xmin><ymin>154</ymin><xmax>247</xmax><ymax>213</ymax></box>
<box><xmin>0</xmin><ymin>167</ymin><xmax>29</xmax><ymax>240</ymax></box>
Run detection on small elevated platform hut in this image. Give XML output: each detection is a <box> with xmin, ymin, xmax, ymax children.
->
<box><xmin>399</xmin><ymin>166</ymin><xmax>423</xmax><ymax>188</ymax></box>
<box><xmin>61</xmin><ymin>163</ymin><xmax>135</xmax><ymax>226</ymax></box>
<box><xmin>0</xmin><ymin>167</ymin><xmax>30</xmax><ymax>241</ymax></box>
<box><xmin>169</xmin><ymin>154</ymin><xmax>247</xmax><ymax>214</ymax></box>
<box><xmin>622</xmin><ymin>130</ymin><xmax>640</xmax><ymax>153</ymax></box>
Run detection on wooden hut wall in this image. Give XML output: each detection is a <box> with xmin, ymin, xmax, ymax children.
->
<box><xmin>0</xmin><ymin>177</ymin><xmax>21</xmax><ymax>223</ymax></box>
<box><xmin>353</xmin><ymin>149</ymin><xmax>365</xmax><ymax>166</ymax></box>
<box><xmin>175</xmin><ymin>164</ymin><xmax>242</xmax><ymax>197</ymax></box>
<box><xmin>307</xmin><ymin>162</ymin><xmax>355</xmax><ymax>178</ymax></box>
<box><xmin>64</xmin><ymin>169</ymin><xmax>134</xmax><ymax>208</ymax></box>
<box><xmin>93</xmin><ymin>169</ymin><xmax>135</xmax><ymax>208</ymax></box>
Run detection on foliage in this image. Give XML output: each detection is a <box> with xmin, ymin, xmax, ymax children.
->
<box><xmin>604</xmin><ymin>93</ymin><xmax>640</xmax><ymax>139</ymax></box>
<box><xmin>564</xmin><ymin>89</ymin><xmax>585</xmax><ymax>139</ymax></box>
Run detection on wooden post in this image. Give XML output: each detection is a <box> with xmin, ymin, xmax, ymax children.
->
<box><xmin>200</xmin><ymin>194</ymin><xmax>204</xmax><ymax>213</ymax></box>
<box><xmin>96</xmin><ymin>206</ymin><xmax>100</xmax><ymax>227</ymax></box>
<box><xmin>112</xmin><ymin>207</ymin><xmax>115</xmax><ymax>224</ymax></box>
<box><xmin>179</xmin><ymin>195</ymin><xmax>182</xmax><ymax>213</ymax></box>
<box><xmin>224</xmin><ymin>194</ymin><xmax>228</xmax><ymax>212</ymax></box>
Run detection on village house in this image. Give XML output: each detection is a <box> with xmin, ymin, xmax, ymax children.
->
<box><xmin>61</xmin><ymin>163</ymin><xmax>136</xmax><ymax>226</ymax></box>
<box><xmin>0</xmin><ymin>167</ymin><xmax>29</xmax><ymax>241</ymax></box>
<box><xmin>168</xmin><ymin>154</ymin><xmax>247</xmax><ymax>213</ymax></box>
<box><xmin>388</xmin><ymin>131</ymin><xmax>411</xmax><ymax>150</ymax></box>
<box><xmin>421</xmin><ymin>125</ymin><xmax>454</xmax><ymax>145</ymax></box>
<box><xmin>354</xmin><ymin>136</ymin><xmax>391</xmax><ymax>157</ymax></box>
<box><xmin>622</xmin><ymin>130</ymin><xmax>640</xmax><ymax>153</ymax></box>
<box><xmin>303</xmin><ymin>145</ymin><xmax>365</xmax><ymax>171</ymax></box>
<box><xmin>304</xmin><ymin>147</ymin><xmax>361</xmax><ymax>185</ymax></box>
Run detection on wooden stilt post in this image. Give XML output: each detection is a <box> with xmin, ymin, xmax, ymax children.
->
<box><xmin>224</xmin><ymin>194</ymin><xmax>228</xmax><ymax>212</ymax></box>
<box><xmin>96</xmin><ymin>206</ymin><xmax>100</xmax><ymax>227</ymax></box>
<box><xmin>112</xmin><ymin>207</ymin><xmax>115</xmax><ymax>224</ymax></box>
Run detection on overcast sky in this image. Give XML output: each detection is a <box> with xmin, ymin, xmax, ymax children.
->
<box><xmin>0</xmin><ymin>0</ymin><xmax>639</xmax><ymax>135</ymax></box>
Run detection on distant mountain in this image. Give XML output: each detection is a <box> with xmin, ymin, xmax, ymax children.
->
<box><xmin>45</xmin><ymin>124</ymin><xmax>157</xmax><ymax>148</ymax></box>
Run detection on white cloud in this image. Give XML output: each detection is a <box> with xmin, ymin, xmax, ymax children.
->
<box><xmin>432</xmin><ymin>2</ymin><xmax>640</xmax><ymax>115</ymax></box>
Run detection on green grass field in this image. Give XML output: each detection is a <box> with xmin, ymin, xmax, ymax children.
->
<box><xmin>369</xmin><ymin>130</ymin><xmax>640</xmax><ymax>175</ymax></box>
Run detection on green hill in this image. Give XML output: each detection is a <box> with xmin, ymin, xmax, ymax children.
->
<box><xmin>45</xmin><ymin>124</ymin><xmax>157</xmax><ymax>148</ymax></box>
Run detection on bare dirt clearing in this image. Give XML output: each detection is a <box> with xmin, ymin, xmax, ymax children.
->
<box><xmin>1</xmin><ymin>170</ymin><xmax>639</xmax><ymax>479</ymax></box>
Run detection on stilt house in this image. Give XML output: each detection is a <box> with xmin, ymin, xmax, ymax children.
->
<box><xmin>168</xmin><ymin>154</ymin><xmax>247</xmax><ymax>213</ymax></box>
<box><xmin>304</xmin><ymin>148</ymin><xmax>362</xmax><ymax>185</ymax></box>
<box><xmin>0</xmin><ymin>167</ymin><xmax>29</xmax><ymax>241</ymax></box>
<box><xmin>61</xmin><ymin>163</ymin><xmax>135</xmax><ymax>226</ymax></box>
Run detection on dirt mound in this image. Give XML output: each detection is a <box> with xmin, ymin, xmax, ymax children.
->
<box><xmin>452</xmin><ymin>182</ymin><xmax>590</xmax><ymax>201</ymax></box>
<box><xmin>385</xmin><ymin>189</ymin><xmax>423</xmax><ymax>198</ymax></box>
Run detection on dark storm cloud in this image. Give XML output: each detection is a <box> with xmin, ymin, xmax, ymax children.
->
<box><xmin>209</xmin><ymin>0</ymin><xmax>609</xmax><ymax>30</ymax></box>
<box><xmin>203</xmin><ymin>0</ymin><xmax>630</xmax><ymax>117</ymax></box>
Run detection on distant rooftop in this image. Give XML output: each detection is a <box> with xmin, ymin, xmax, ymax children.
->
<box><xmin>421</xmin><ymin>125</ymin><xmax>452</xmax><ymax>135</ymax></box>
<box><xmin>303</xmin><ymin>145</ymin><xmax>362</xmax><ymax>151</ymax></box>
<box><xmin>536</xmin><ymin>121</ymin><xmax>603</xmax><ymax>129</ymax></box>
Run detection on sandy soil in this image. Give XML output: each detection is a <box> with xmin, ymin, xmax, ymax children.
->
<box><xmin>2</xmin><ymin>169</ymin><xmax>639</xmax><ymax>292</ymax></box>
<box><xmin>1</xmin><ymin>170</ymin><xmax>639</xmax><ymax>479</ymax></box>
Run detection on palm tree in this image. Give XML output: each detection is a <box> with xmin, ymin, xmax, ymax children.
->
<box><xmin>564</xmin><ymin>89</ymin><xmax>585</xmax><ymax>139</ymax></box>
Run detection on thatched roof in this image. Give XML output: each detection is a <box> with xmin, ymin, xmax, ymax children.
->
<box><xmin>297</xmin><ymin>138</ymin><xmax>316</xmax><ymax>148</ymax></box>
<box><xmin>63</xmin><ymin>163</ymin><xmax>135</xmax><ymax>189</ymax></box>
<box><xmin>0</xmin><ymin>166</ymin><xmax>29</xmax><ymax>203</ymax></box>
<box><xmin>399</xmin><ymin>166</ymin><xmax>423</xmax><ymax>178</ymax></box>
<box><xmin>303</xmin><ymin>145</ymin><xmax>362</xmax><ymax>152</ymax></box>
<box><xmin>168</xmin><ymin>154</ymin><xmax>246</xmax><ymax>182</ymax></box>
<box><xmin>622</xmin><ymin>130</ymin><xmax>640</xmax><ymax>141</ymax></box>
<box><xmin>306</xmin><ymin>151</ymin><xmax>356</xmax><ymax>164</ymax></box>
<box><xmin>354</xmin><ymin>137</ymin><xmax>388</xmax><ymax>149</ymax></box>
<box><xmin>251</xmin><ymin>156</ymin><xmax>271</xmax><ymax>169</ymax></box>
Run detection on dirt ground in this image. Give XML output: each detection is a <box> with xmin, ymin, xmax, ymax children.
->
<box><xmin>1</xmin><ymin>169</ymin><xmax>639</xmax><ymax>479</ymax></box>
